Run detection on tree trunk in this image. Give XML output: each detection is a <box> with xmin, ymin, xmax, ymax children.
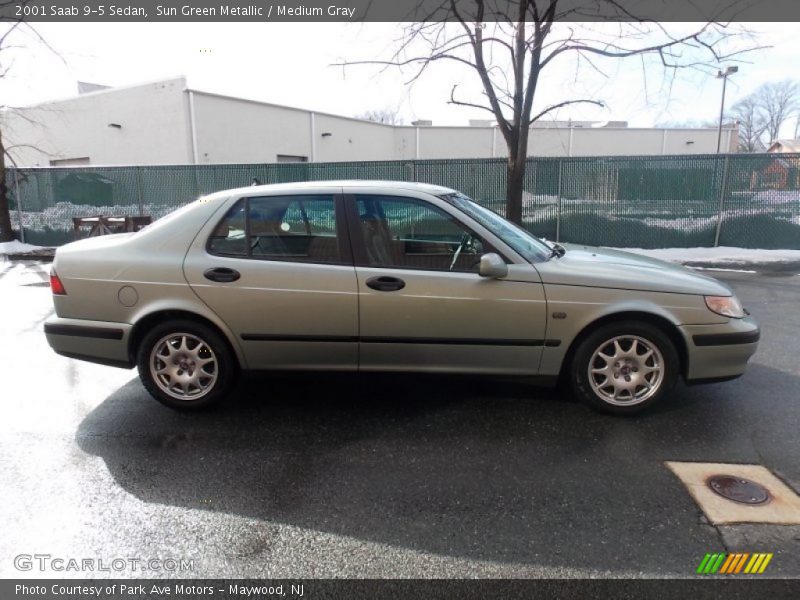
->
<box><xmin>0</xmin><ymin>128</ymin><xmax>15</xmax><ymax>242</ymax></box>
<box><xmin>506</xmin><ymin>153</ymin><xmax>525</xmax><ymax>224</ymax></box>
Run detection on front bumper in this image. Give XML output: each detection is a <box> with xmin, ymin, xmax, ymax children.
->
<box><xmin>44</xmin><ymin>316</ymin><xmax>134</xmax><ymax>368</ymax></box>
<box><xmin>680</xmin><ymin>316</ymin><xmax>760</xmax><ymax>382</ymax></box>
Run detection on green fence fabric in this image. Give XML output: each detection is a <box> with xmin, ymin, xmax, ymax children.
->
<box><xmin>6</xmin><ymin>153</ymin><xmax>800</xmax><ymax>249</ymax></box>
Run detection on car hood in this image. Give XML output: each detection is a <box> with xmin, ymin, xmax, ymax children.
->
<box><xmin>533</xmin><ymin>244</ymin><xmax>733</xmax><ymax>296</ymax></box>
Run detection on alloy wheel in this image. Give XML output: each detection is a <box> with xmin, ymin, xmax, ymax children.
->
<box><xmin>149</xmin><ymin>332</ymin><xmax>218</xmax><ymax>400</ymax></box>
<box><xmin>587</xmin><ymin>335</ymin><xmax>664</xmax><ymax>406</ymax></box>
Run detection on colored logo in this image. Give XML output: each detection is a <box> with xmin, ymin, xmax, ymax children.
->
<box><xmin>697</xmin><ymin>553</ymin><xmax>773</xmax><ymax>574</ymax></box>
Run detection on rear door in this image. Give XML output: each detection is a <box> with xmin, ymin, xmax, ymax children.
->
<box><xmin>183</xmin><ymin>190</ymin><xmax>359</xmax><ymax>370</ymax></box>
<box><xmin>344</xmin><ymin>189</ymin><xmax>548</xmax><ymax>375</ymax></box>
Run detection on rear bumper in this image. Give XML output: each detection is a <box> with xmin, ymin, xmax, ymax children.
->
<box><xmin>44</xmin><ymin>317</ymin><xmax>134</xmax><ymax>369</ymax></box>
<box><xmin>680</xmin><ymin>317</ymin><xmax>759</xmax><ymax>383</ymax></box>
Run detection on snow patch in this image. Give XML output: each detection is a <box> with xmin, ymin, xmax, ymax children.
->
<box><xmin>0</xmin><ymin>262</ymin><xmax>50</xmax><ymax>287</ymax></box>
<box><xmin>0</xmin><ymin>241</ymin><xmax>46</xmax><ymax>255</ymax></box>
<box><xmin>638</xmin><ymin>216</ymin><xmax>717</xmax><ymax>231</ymax></box>
<box><xmin>750</xmin><ymin>190</ymin><xmax>800</xmax><ymax>205</ymax></box>
<box><xmin>613</xmin><ymin>246</ymin><xmax>800</xmax><ymax>265</ymax></box>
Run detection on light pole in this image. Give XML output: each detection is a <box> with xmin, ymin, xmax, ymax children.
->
<box><xmin>716</xmin><ymin>65</ymin><xmax>738</xmax><ymax>153</ymax></box>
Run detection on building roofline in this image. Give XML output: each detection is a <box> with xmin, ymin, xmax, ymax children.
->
<box><xmin>15</xmin><ymin>75</ymin><xmax>739</xmax><ymax>134</ymax></box>
<box><xmin>17</xmin><ymin>76</ymin><xmax>188</xmax><ymax>108</ymax></box>
<box><xmin>18</xmin><ymin>75</ymin><xmax>397</xmax><ymax>128</ymax></box>
<box><xmin>186</xmin><ymin>87</ymin><xmax>398</xmax><ymax>128</ymax></box>
<box><xmin>185</xmin><ymin>90</ymin><xmax>736</xmax><ymax>132</ymax></box>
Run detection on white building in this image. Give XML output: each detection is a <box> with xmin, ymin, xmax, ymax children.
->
<box><xmin>3</xmin><ymin>76</ymin><xmax>738</xmax><ymax>167</ymax></box>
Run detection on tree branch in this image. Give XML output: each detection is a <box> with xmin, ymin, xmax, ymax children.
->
<box><xmin>529</xmin><ymin>99</ymin><xmax>605</xmax><ymax>125</ymax></box>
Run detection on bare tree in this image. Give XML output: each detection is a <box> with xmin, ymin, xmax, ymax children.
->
<box><xmin>357</xmin><ymin>108</ymin><xmax>405</xmax><ymax>125</ymax></box>
<box><xmin>341</xmin><ymin>1</ymin><xmax>755</xmax><ymax>223</ymax></box>
<box><xmin>729</xmin><ymin>95</ymin><xmax>767</xmax><ymax>152</ymax></box>
<box><xmin>0</xmin><ymin>125</ymin><xmax>14</xmax><ymax>242</ymax></box>
<box><xmin>753</xmin><ymin>79</ymin><xmax>799</xmax><ymax>144</ymax></box>
<box><xmin>0</xmin><ymin>1</ymin><xmax>60</xmax><ymax>242</ymax></box>
<box><xmin>0</xmin><ymin>2</ymin><xmax>23</xmax><ymax>242</ymax></box>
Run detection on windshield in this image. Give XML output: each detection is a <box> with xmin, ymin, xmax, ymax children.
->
<box><xmin>441</xmin><ymin>192</ymin><xmax>553</xmax><ymax>263</ymax></box>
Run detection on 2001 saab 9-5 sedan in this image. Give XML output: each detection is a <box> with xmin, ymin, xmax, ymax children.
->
<box><xmin>44</xmin><ymin>181</ymin><xmax>759</xmax><ymax>414</ymax></box>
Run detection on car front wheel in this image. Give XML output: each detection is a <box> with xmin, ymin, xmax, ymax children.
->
<box><xmin>136</xmin><ymin>320</ymin><xmax>236</xmax><ymax>410</ymax></box>
<box><xmin>570</xmin><ymin>321</ymin><xmax>679</xmax><ymax>415</ymax></box>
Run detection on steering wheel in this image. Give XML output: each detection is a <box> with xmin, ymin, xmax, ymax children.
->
<box><xmin>449</xmin><ymin>232</ymin><xmax>472</xmax><ymax>271</ymax></box>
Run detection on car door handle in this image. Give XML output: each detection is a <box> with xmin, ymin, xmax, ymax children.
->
<box><xmin>366</xmin><ymin>276</ymin><xmax>406</xmax><ymax>292</ymax></box>
<box><xmin>204</xmin><ymin>267</ymin><xmax>241</xmax><ymax>283</ymax></box>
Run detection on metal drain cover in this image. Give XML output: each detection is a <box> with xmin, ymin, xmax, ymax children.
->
<box><xmin>707</xmin><ymin>475</ymin><xmax>770</xmax><ymax>505</ymax></box>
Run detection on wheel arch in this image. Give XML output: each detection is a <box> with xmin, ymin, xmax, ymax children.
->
<box><xmin>128</xmin><ymin>309</ymin><xmax>245</xmax><ymax>369</ymax></box>
<box><xmin>558</xmin><ymin>310</ymin><xmax>689</xmax><ymax>382</ymax></box>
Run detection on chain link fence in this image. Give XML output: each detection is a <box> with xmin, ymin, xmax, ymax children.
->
<box><xmin>6</xmin><ymin>153</ymin><xmax>800</xmax><ymax>249</ymax></box>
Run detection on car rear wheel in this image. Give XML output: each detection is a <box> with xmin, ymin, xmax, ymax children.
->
<box><xmin>570</xmin><ymin>321</ymin><xmax>678</xmax><ymax>415</ymax></box>
<box><xmin>136</xmin><ymin>320</ymin><xmax>236</xmax><ymax>410</ymax></box>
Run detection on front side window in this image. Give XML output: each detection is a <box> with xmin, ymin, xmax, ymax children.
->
<box><xmin>355</xmin><ymin>195</ymin><xmax>490</xmax><ymax>272</ymax></box>
<box><xmin>208</xmin><ymin>195</ymin><xmax>341</xmax><ymax>264</ymax></box>
<box><xmin>441</xmin><ymin>192</ymin><xmax>552</xmax><ymax>263</ymax></box>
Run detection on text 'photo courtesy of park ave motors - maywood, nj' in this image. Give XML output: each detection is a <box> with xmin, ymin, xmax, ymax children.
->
<box><xmin>14</xmin><ymin>583</ymin><xmax>304</xmax><ymax>597</ymax></box>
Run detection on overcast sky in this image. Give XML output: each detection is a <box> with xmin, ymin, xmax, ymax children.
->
<box><xmin>2</xmin><ymin>22</ymin><xmax>799</xmax><ymax>133</ymax></box>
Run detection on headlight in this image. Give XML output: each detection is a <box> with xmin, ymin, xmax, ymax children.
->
<box><xmin>704</xmin><ymin>295</ymin><xmax>745</xmax><ymax>318</ymax></box>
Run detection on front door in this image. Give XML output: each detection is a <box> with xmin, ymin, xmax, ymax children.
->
<box><xmin>183</xmin><ymin>192</ymin><xmax>359</xmax><ymax>370</ymax></box>
<box><xmin>346</xmin><ymin>192</ymin><xmax>548</xmax><ymax>375</ymax></box>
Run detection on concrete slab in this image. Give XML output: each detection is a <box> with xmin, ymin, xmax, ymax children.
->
<box><xmin>666</xmin><ymin>462</ymin><xmax>800</xmax><ymax>525</ymax></box>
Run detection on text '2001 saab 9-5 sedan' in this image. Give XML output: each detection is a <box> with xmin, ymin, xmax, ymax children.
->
<box><xmin>44</xmin><ymin>181</ymin><xmax>759</xmax><ymax>415</ymax></box>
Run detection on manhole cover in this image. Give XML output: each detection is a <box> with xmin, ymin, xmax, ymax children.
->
<box><xmin>707</xmin><ymin>475</ymin><xmax>770</xmax><ymax>505</ymax></box>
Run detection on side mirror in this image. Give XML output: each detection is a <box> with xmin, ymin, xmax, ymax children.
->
<box><xmin>478</xmin><ymin>253</ymin><xmax>508</xmax><ymax>279</ymax></box>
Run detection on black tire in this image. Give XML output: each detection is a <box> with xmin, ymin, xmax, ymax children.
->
<box><xmin>136</xmin><ymin>319</ymin><xmax>237</xmax><ymax>411</ymax></box>
<box><xmin>570</xmin><ymin>320</ymin><xmax>679</xmax><ymax>416</ymax></box>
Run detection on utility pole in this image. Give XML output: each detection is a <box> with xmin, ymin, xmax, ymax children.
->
<box><xmin>717</xmin><ymin>66</ymin><xmax>739</xmax><ymax>153</ymax></box>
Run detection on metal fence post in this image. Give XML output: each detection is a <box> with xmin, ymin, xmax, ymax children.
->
<box><xmin>13</xmin><ymin>170</ymin><xmax>25</xmax><ymax>243</ymax></box>
<box><xmin>192</xmin><ymin>165</ymin><xmax>201</xmax><ymax>198</ymax></box>
<box><xmin>136</xmin><ymin>167</ymin><xmax>145</xmax><ymax>216</ymax></box>
<box><xmin>713</xmin><ymin>156</ymin><xmax>730</xmax><ymax>247</ymax></box>
<box><xmin>556</xmin><ymin>160</ymin><xmax>563</xmax><ymax>243</ymax></box>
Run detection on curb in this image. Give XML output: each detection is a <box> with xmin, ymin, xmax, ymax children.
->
<box><xmin>681</xmin><ymin>261</ymin><xmax>800</xmax><ymax>274</ymax></box>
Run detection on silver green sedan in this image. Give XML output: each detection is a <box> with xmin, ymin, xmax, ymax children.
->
<box><xmin>44</xmin><ymin>181</ymin><xmax>759</xmax><ymax>415</ymax></box>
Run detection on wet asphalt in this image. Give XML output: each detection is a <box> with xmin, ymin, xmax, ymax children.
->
<box><xmin>0</xmin><ymin>261</ymin><xmax>798</xmax><ymax>579</ymax></box>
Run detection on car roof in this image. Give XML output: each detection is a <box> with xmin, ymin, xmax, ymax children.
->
<box><xmin>209</xmin><ymin>179</ymin><xmax>457</xmax><ymax>199</ymax></box>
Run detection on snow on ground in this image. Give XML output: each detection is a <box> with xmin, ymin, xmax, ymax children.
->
<box><xmin>0</xmin><ymin>261</ymin><xmax>51</xmax><ymax>287</ymax></box>
<box><xmin>613</xmin><ymin>246</ymin><xmax>800</xmax><ymax>265</ymax></box>
<box><xmin>750</xmin><ymin>190</ymin><xmax>800</xmax><ymax>205</ymax></box>
<box><xmin>0</xmin><ymin>240</ymin><xmax>46</xmax><ymax>255</ymax></box>
<box><xmin>639</xmin><ymin>215</ymin><xmax>717</xmax><ymax>231</ymax></box>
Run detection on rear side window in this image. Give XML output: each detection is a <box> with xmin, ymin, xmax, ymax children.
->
<box><xmin>208</xmin><ymin>195</ymin><xmax>341</xmax><ymax>264</ymax></box>
<box><xmin>208</xmin><ymin>201</ymin><xmax>247</xmax><ymax>256</ymax></box>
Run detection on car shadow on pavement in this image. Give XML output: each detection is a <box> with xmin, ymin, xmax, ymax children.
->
<box><xmin>75</xmin><ymin>364</ymin><xmax>800</xmax><ymax>574</ymax></box>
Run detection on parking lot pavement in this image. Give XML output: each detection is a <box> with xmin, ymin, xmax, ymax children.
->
<box><xmin>1</xmin><ymin>260</ymin><xmax>799</xmax><ymax>579</ymax></box>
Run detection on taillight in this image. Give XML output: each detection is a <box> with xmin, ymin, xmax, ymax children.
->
<box><xmin>50</xmin><ymin>270</ymin><xmax>67</xmax><ymax>295</ymax></box>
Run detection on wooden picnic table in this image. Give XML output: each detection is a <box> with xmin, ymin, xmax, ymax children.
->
<box><xmin>72</xmin><ymin>216</ymin><xmax>152</xmax><ymax>239</ymax></box>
